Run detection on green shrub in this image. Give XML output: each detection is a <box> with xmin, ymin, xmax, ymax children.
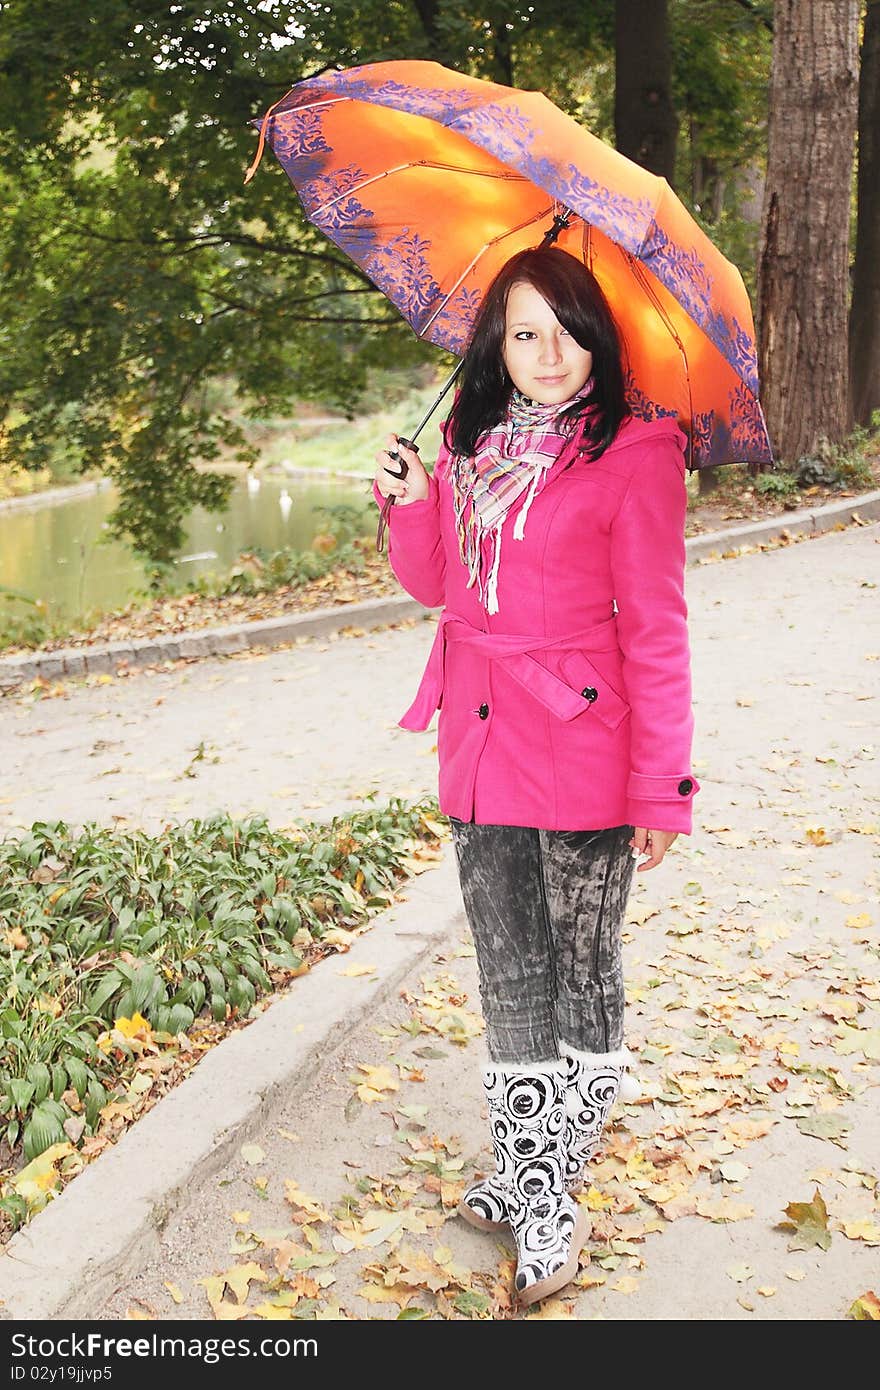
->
<box><xmin>0</xmin><ymin>798</ymin><xmax>445</xmax><ymax>1187</ymax></box>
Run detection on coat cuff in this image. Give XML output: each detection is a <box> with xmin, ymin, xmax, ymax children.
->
<box><xmin>626</xmin><ymin>772</ymin><xmax>701</xmax><ymax>835</ymax></box>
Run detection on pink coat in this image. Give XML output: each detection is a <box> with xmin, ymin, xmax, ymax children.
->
<box><xmin>371</xmin><ymin>411</ymin><xmax>701</xmax><ymax>834</ymax></box>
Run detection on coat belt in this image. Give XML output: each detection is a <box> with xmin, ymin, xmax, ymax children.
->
<box><xmin>399</xmin><ymin>609</ymin><xmax>620</xmax><ymax>731</ymax></box>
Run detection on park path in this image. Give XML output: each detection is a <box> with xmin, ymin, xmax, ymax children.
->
<box><xmin>1</xmin><ymin>522</ymin><xmax>878</xmax><ymax>1319</ymax></box>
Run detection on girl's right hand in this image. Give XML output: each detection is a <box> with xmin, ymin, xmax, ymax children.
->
<box><xmin>374</xmin><ymin>435</ymin><xmax>430</xmax><ymax>504</ymax></box>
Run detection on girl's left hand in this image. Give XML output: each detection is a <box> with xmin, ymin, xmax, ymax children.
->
<box><xmin>629</xmin><ymin>827</ymin><xmax>678</xmax><ymax>871</ymax></box>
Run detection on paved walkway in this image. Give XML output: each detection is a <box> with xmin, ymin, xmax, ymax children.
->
<box><xmin>0</xmin><ymin>522</ymin><xmax>878</xmax><ymax>1319</ymax></box>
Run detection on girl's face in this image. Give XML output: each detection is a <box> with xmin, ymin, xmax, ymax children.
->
<box><xmin>502</xmin><ymin>280</ymin><xmax>593</xmax><ymax>406</ymax></box>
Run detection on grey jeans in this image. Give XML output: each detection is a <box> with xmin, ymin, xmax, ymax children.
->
<box><xmin>448</xmin><ymin>818</ymin><xmax>637</xmax><ymax>1064</ymax></box>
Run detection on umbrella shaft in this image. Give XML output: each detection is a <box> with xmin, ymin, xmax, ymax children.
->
<box><xmin>406</xmin><ymin>356</ymin><xmax>467</xmax><ymax>447</ymax></box>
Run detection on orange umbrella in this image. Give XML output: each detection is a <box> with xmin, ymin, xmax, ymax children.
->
<box><xmin>244</xmin><ymin>58</ymin><xmax>772</xmax><ymax>473</ymax></box>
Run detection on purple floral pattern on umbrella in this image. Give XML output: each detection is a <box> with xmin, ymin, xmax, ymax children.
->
<box><xmin>249</xmin><ymin>62</ymin><xmax>774</xmax><ymax>468</ymax></box>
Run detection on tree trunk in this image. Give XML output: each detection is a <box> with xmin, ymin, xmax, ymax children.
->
<box><xmin>850</xmin><ymin>0</ymin><xmax>880</xmax><ymax>427</ymax></box>
<box><xmin>756</xmin><ymin>1</ymin><xmax>860</xmax><ymax>465</ymax></box>
<box><xmin>614</xmin><ymin>0</ymin><xmax>677</xmax><ymax>182</ymax></box>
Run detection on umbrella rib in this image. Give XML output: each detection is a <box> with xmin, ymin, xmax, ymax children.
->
<box><xmin>310</xmin><ymin>161</ymin><xmax>527</xmax><ymax>218</ymax></box>
<box><xmin>418</xmin><ymin>204</ymin><xmax>568</xmax><ymax>341</ymax></box>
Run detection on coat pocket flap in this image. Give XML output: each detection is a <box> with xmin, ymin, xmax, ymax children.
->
<box><xmin>558</xmin><ymin>650</ymin><xmax>631</xmax><ymax>731</ymax></box>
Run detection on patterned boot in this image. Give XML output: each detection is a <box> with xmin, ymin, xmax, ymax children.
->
<box><xmin>458</xmin><ymin>1044</ymin><xmax>637</xmax><ymax>1228</ymax></box>
<box><xmin>461</xmin><ymin>1059</ymin><xmax>590</xmax><ymax>1306</ymax></box>
<box><xmin>559</xmin><ymin>1042</ymin><xmax>630</xmax><ymax>1195</ymax></box>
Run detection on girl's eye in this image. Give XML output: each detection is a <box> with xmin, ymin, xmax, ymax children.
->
<box><xmin>512</xmin><ymin>329</ymin><xmax>570</xmax><ymax>341</ymax></box>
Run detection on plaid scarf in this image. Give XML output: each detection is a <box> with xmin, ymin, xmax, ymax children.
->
<box><xmin>449</xmin><ymin>376</ymin><xmax>598</xmax><ymax>614</ymax></box>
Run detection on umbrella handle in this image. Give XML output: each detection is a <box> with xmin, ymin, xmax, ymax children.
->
<box><xmin>376</xmin><ymin>437</ymin><xmax>418</xmax><ymax>553</ymax></box>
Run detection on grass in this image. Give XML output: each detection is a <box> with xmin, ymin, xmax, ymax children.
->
<box><xmin>252</xmin><ymin>376</ymin><xmax>450</xmax><ymax>478</ymax></box>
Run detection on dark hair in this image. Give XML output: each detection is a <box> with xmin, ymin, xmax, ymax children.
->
<box><xmin>443</xmin><ymin>246</ymin><xmax>631</xmax><ymax>462</ymax></box>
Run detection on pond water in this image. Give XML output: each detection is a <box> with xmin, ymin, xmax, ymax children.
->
<box><xmin>0</xmin><ymin>470</ymin><xmax>376</xmax><ymax>626</ymax></box>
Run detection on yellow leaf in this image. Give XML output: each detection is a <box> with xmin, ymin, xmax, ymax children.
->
<box><xmin>526</xmin><ymin>1297</ymin><xmax>575</xmax><ymax>1318</ymax></box>
<box><xmin>224</xmin><ymin>1262</ymin><xmax>268</xmax><ymax>1305</ymax></box>
<box><xmin>626</xmin><ymin>902</ymin><xmax>660</xmax><ymax>926</ymax></box>
<box><xmin>197</xmin><ymin>1263</ymin><xmax>267</xmax><ymax>1317</ymax></box>
<box><xmin>584</xmin><ymin>1185</ymin><xmax>616</xmax><ymax>1210</ymax></box>
<box><xmin>249</xmin><ymin>1302</ymin><xmax>295</xmax><ymax>1320</ymax></box>
<box><xmin>695</xmin><ymin>1195</ymin><xmax>754</xmax><ymax>1223</ymax></box>
<box><xmin>231</xmin><ymin>1210</ymin><xmax>251</xmax><ymax>1224</ymax></box>
<box><xmin>12</xmin><ymin>1143</ymin><xmax>74</xmax><ymax>1212</ymax></box>
<box><xmin>212</xmin><ymin>1300</ymin><xmax>252</xmax><ymax>1321</ymax></box>
<box><xmin>199</xmin><ymin>1275</ymin><xmax>226</xmax><ymax>1316</ymax></box>
<box><xmin>357</xmin><ymin>1283</ymin><xmax>412</xmax><ymax>1305</ymax></box>
<box><xmin>164</xmin><ymin>1283</ymin><xmax>184</xmax><ymax>1304</ymax></box>
<box><xmin>845</xmin><ymin>914</ymin><xmax>872</xmax><ymax>930</ymax></box>
<box><xmin>785</xmin><ymin>1268</ymin><xmax>806</xmax><ymax>1281</ymax></box>
<box><xmin>757</xmin><ymin>1286</ymin><xmax>777</xmax><ymax>1297</ymax></box>
<box><xmin>849</xmin><ymin>1291</ymin><xmax>880</xmax><ymax>1319</ymax></box>
<box><xmin>352</xmin><ymin>1063</ymin><xmax>399</xmax><ymax>1101</ymax></box>
<box><xmin>840</xmin><ymin>1219</ymin><xmax>880</xmax><ymax>1243</ymax></box>
<box><xmin>283</xmin><ymin>1180</ymin><xmax>331</xmax><ymax>1223</ymax></box>
<box><xmin>114</xmin><ymin>1012</ymin><xmax>152</xmax><ymax>1039</ymax></box>
<box><xmin>611</xmin><ymin>1276</ymin><xmax>639</xmax><ymax>1294</ymax></box>
<box><xmin>338</xmin><ymin>963</ymin><xmax>377</xmax><ymax>977</ymax></box>
<box><xmin>804</xmin><ymin>826</ymin><xmax>831</xmax><ymax>846</ymax></box>
<box><xmin>356</xmin><ymin>1084</ymin><xmax>385</xmax><ymax>1103</ymax></box>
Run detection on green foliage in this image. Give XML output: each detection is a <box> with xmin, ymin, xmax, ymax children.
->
<box><xmin>0</xmin><ymin>797</ymin><xmax>446</xmax><ymax>1182</ymax></box>
<box><xmin>755</xmin><ymin>412</ymin><xmax>880</xmax><ymax>496</ymax></box>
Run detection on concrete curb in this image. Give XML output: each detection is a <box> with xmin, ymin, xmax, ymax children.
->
<box><xmin>684</xmin><ymin>487</ymin><xmax>880</xmax><ymax>562</ymax></box>
<box><xmin>0</xmin><ymin>855</ymin><xmax>465</xmax><ymax>1320</ymax></box>
<box><xmin>0</xmin><ymin>595</ymin><xmax>431</xmax><ymax>694</ymax></box>
<box><xmin>1</xmin><ymin>489</ymin><xmax>878</xmax><ymax>696</ymax></box>
<box><xmin>1</xmin><ymin>489</ymin><xmax>879</xmax><ymax>695</ymax></box>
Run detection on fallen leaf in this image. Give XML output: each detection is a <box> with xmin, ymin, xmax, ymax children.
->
<box><xmin>198</xmin><ymin>1263</ymin><xmax>268</xmax><ymax>1316</ymax></box>
<box><xmin>283</xmin><ymin>1180</ymin><xmax>331</xmax><ymax>1223</ymax></box>
<box><xmin>796</xmin><ymin>1115</ymin><xmax>851</xmax><ymax>1148</ymax></box>
<box><xmin>695</xmin><ymin>1195</ymin><xmax>754</xmax><ymax>1222</ymax></box>
<box><xmin>719</xmin><ymin>1160</ymin><xmax>751</xmax><ymax>1184</ymax></box>
<box><xmin>525</xmin><ymin>1297</ymin><xmax>575</xmax><ymax>1318</ymax></box>
<box><xmin>776</xmin><ymin>1189</ymin><xmax>831</xmax><ymax>1251</ymax></box>
<box><xmin>351</xmin><ymin>1063</ymin><xmax>400</xmax><ymax>1103</ymax></box>
<box><xmin>840</xmin><ymin>1218</ymin><xmax>880</xmax><ymax>1244</ymax></box>
<box><xmin>849</xmin><ymin>1291</ymin><xmax>880</xmax><ymax>1320</ymax></box>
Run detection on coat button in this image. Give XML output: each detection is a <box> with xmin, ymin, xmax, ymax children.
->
<box><xmin>477</xmin><ymin>702</ymin><xmax>490</xmax><ymax>719</ymax></box>
<box><xmin>581</xmin><ymin>686</ymin><xmax>598</xmax><ymax>703</ymax></box>
<box><xmin>677</xmin><ymin>778</ymin><xmax>693</xmax><ymax>795</ymax></box>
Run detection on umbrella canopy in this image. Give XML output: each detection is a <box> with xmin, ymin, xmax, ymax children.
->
<box><xmin>245</xmin><ymin>59</ymin><xmax>772</xmax><ymax>470</ymax></box>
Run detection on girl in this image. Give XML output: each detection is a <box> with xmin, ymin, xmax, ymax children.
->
<box><xmin>372</xmin><ymin>246</ymin><xmax>700</xmax><ymax>1307</ymax></box>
